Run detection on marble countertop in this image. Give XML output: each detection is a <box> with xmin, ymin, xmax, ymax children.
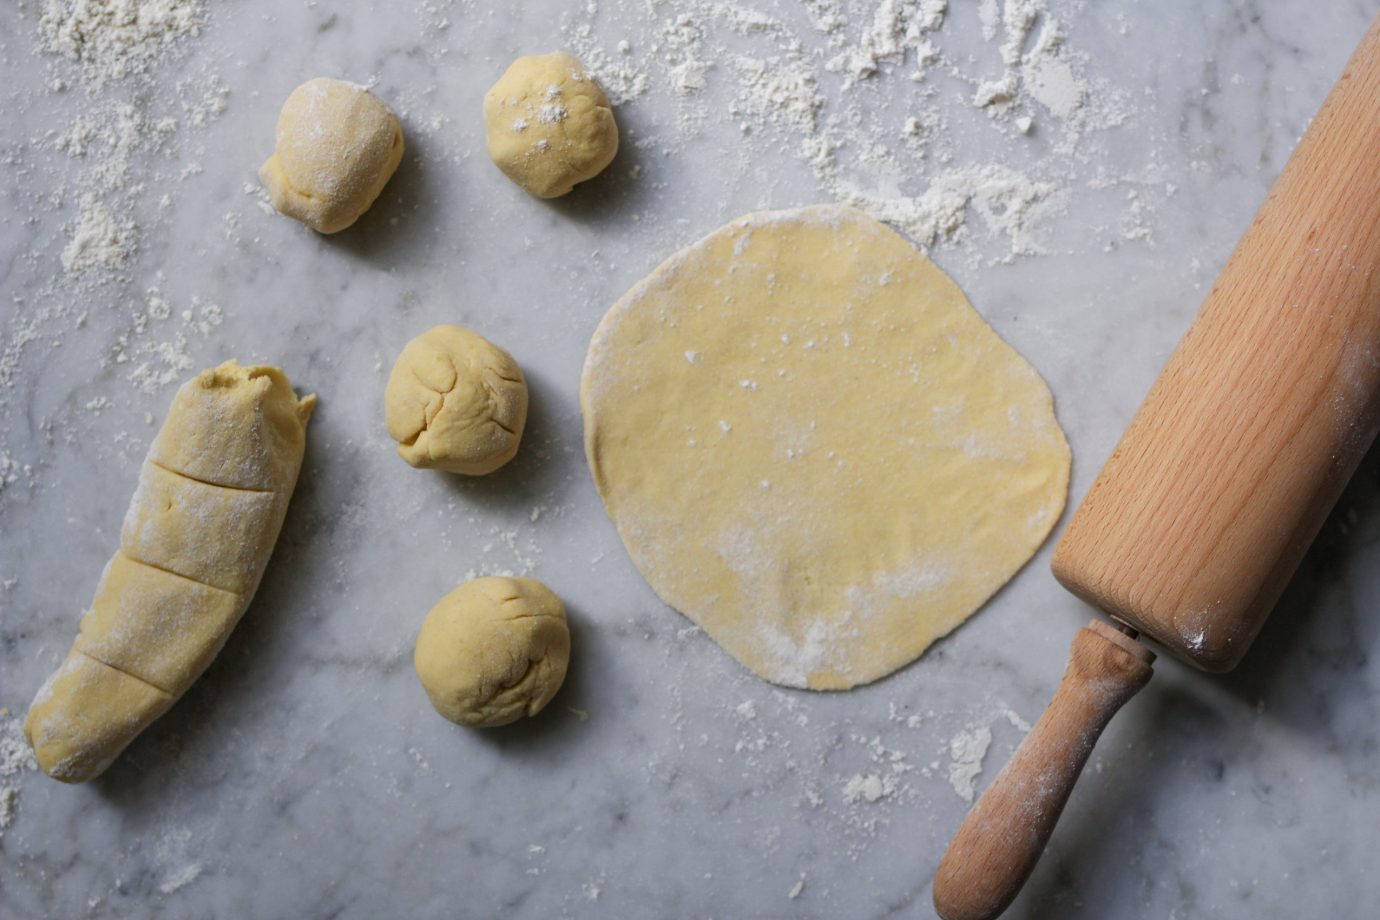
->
<box><xmin>3</xmin><ymin>1</ymin><xmax>1379</xmax><ymax>917</ymax></box>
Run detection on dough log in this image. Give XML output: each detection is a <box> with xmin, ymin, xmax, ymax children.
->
<box><xmin>24</xmin><ymin>361</ymin><xmax>315</xmax><ymax>782</ymax></box>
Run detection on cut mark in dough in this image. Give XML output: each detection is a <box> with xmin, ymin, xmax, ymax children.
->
<box><xmin>581</xmin><ymin>205</ymin><xmax>1071</xmax><ymax>690</ymax></box>
<box><xmin>147</xmin><ymin>459</ymin><xmax>274</xmax><ymax>494</ymax></box>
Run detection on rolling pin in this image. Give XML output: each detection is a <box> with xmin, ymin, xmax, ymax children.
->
<box><xmin>933</xmin><ymin>15</ymin><xmax>1380</xmax><ymax>920</ymax></box>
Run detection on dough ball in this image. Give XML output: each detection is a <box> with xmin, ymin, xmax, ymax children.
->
<box><xmin>385</xmin><ymin>324</ymin><xmax>528</xmax><ymax>475</ymax></box>
<box><xmin>414</xmin><ymin>577</ymin><xmax>570</xmax><ymax>728</ymax></box>
<box><xmin>483</xmin><ymin>51</ymin><xmax>618</xmax><ymax>198</ymax></box>
<box><xmin>260</xmin><ymin>78</ymin><xmax>404</xmax><ymax>233</ymax></box>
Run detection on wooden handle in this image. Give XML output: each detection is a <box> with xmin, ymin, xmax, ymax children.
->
<box><xmin>933</xmin><ymin>621</ymin><xmax>1154</xmax><ymax>920</ymax></box>
<box><xmin>1053</xmin><ymin>13</ymin><xmax>1380</xmax><ymax>672</ymax></box>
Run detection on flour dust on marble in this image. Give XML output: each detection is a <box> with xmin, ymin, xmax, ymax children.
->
<box><xmin>0</xmin><ymin>710</ymin><xmax>39</xmax><ymax>840</ymax></box>
<box><xmin>562</xmin><ymin>0</ymin><xmax>1161</xmax><ymax>267</ymax></box>
<box><xmin>38</xmin><ymin>0</ymin><xmax>205</xmax><ymax>86</ymax></box>
<box><xmin>2</xmin><ymin>2</ymin><xmax>231</xmax><ymax>492</ymax></box>
<box><xmin>634</xmin><ymin>616</ymin><xmax>1040</xmax><ymax>865</ymax></box>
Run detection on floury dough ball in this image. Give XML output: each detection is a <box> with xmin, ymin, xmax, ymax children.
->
<box><xmin>414</xmin><ymin>577</ymin><xmax>571</xmax><ymax>728</ymax></box>
<box><xmin>483</xmin><ymin>51</ymin><xmax>619</xmax><ymax>198</ymax></box>
<box><xmin>260</xmin><ymin>78</ymin><xmax>404</xmax><ymax>233</ymax></box>
<box><xmin>385</xmin><ymin>324</ymin><xmax>528</xmax><ymax>475</ymax></box>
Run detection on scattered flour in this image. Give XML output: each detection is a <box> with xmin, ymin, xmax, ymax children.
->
<box><xmin>1</xmin><ymin>711</ymin><xmax>39</xmax><ymax>838</ymax></box>
<box><xmin>152</xmin><ymin>825</ymin><xmax>205</xmax><ymax>894</ymax></box>
<box><xmin>1025</xmin><ymin>50</ymin><xmax>1086</xmax><ymax>121</ymax></box>
<box><xmin>824</xmin><ymin>0</ymin><xmax>946</xmax><ymax>85</ymax></box>
<box><xmin>0</xmin><ymin>713</ymin><xmax>38</xmax><ymax>777</ymax></box>
<box><xmin>733</xmin><ymin>55</ymin><xmax>824</xmax><ymax>131</ymax></box>
<box><xmin>61</xmin><ymin>197</ymin><xmax>136</xmax><ymax>273</ymax></box>
<box><xmin>1</xmin><ymin>0</ymin><xmax>231</xmax><ymax>489</ymax></box>
<box><xmin>38</xmin><ymin>0</ymin><xmax>205</xmax><ymax>85</ymax></box>
<box><xmin>706</xmin><ymin>686</ymin><xmax>1033</xmax><ymax>862</ymax></box>
<box><xmin>563</xmin><ymin>0</ymin><xmax>1145</xmax><ymax>265</ymax></box>
<box><xmin>459</xmin><ymin>521</ymin><xmax>546</xmax><ymax>580</ymax></box>
<box><xmin>1000</xmin><ymin>703</ymin><xmax>1033</xmax><ymax>734</ymax></box>
<box><xmin>973</xmin><ymin>0</ymin><xmax>1044</xmax><ymax>111</ymax></box>
<box><xmin>843</xmin><ymin>771</ymin><xmax>897</xmax><ymax>804</ymax></box>
<box><xmin>107</xmin><ymin>287</ymin><xmax>223</xmax><ymax>395</ymax></box>
<box><xmin>835</xmin><ymin>164</ymin><xmax>1064</xmax><ymax>256</ymax></box>
<box><xmin>947</xmin><ymin>725</ymin><xmax>993</xmax><ymax>803</ymax></box>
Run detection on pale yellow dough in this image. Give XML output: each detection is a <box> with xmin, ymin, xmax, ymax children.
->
<box><xmin>581</xmin><ymin>205</ymin><xmax>1070</xmax><ymax>690</ymax></box>
<box><xmin>483</xmin><ymin>52</ymin><xmax>618</xmax><ymax>198</ymax></box>
<box><xmin>260</xmin><ymin>78</ymin><xmax>404</xmax><ymax>233</ymax></box>
<box><xmin>384</xmin><ymin>324</ymin><xmax>528</xmax><ymax>475</ymax></box>
<box><xmin>414</xmin><ymin>577</ymin><xmax>570</xmax><ymax>728</ymax></box>
<box><xmin>25</xmin><ymin>362</ymin><xmax>315</xmax><ymax>781</ymax></box>
<box><xmin>24</xmin><ymin>650</ymin><xmax>173</xmax><ymax>784</ymax></box>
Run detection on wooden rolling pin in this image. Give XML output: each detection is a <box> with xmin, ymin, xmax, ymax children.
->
<box><xmin>933</xmin><ymin>15</ymin><xmax>1380</xmax><ymax>920</ymax></box>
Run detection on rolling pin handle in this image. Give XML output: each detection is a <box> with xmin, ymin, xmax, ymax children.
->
<box><xmin>932</xmin><ymin>620</ymin><xmax>1154</xmax><ymax>920</ymax></box>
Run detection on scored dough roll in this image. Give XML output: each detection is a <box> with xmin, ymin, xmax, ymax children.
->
<box><xmin>24</xmin><ymin>361</ymin><xmax>315</xmax><ymax>782</ymax></box>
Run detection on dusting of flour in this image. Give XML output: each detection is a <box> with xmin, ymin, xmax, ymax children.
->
<box><xmin>947</xmin><ymin>725</ymin><xmax>993</xmax><ymax>802</ymax></box>
<box><xmin>563</xmin><ymin>0</ymin><xmax>1146</xmax><ymax>265</ymax></box>
<box><xmin>38</xmin><ymin>0</ymin><xmax>205</xmax><ymax>86</ymax></box>
<box><xmin>1</xmin><ymin>0</ymin><xmax>228</xmax><ymax>480</ymax></box>
<box><xmin>0</xmin><ymin>711</ymin><xmax>39</xmax><ymax>839</ymax></box>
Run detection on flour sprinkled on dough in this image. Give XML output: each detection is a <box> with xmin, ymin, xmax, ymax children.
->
<box><xmin>583</xmin><ymin>205</ymin><xmax>1070</xmax><ymax>689</ymax></box>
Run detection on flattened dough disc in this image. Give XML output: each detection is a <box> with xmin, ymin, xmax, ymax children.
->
<box><xmin>582</xmin><ymin>205</ymin><xmax>1070</xmax><ymax>689</ymax></box>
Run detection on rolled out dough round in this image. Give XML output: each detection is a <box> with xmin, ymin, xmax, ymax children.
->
<box><xmin>581</xmin><ymin>205</ymin><xmax>1070</xmax><ymax>690</ymax></box>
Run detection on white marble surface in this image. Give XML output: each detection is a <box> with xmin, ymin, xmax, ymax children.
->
<box><xmin>3</xmin><ymin>1</ymin><xmax>1380</xmax><ymax>917</ymax></box>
